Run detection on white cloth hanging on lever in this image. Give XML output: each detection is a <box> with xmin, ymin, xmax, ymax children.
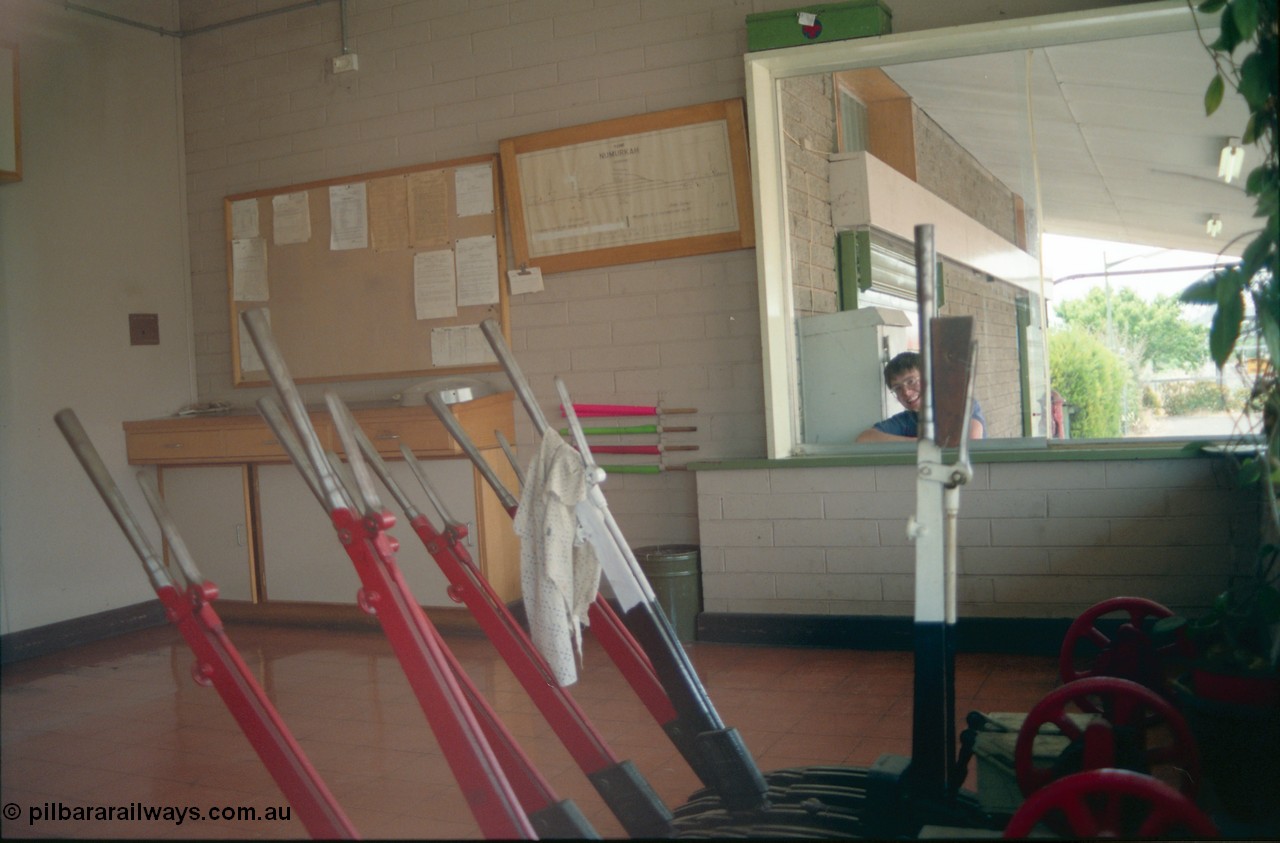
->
<box><xmin>513</xmin><ymin>429</ymin><xmax>601</xmax><ymax>686</ymax></box>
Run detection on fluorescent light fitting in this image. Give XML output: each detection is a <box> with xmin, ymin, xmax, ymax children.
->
<box><xmin>1206</xmin><ymin>214</ymin><xmax>1223</xmax><ymax>238</ymax></box>
<box><xmin>1218</xmin><ymin>138</ymin><xmax>1244</xmax><ymax>183</ymax></box>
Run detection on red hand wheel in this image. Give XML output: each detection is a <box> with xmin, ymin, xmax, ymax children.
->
<box><xmin>1003</xmin><ymin>769</ymin><xmax>1219</xmax><ymax>839</ymax></box>
<box><xmin>1059</xmin><ymin>597</ymin><xmax>1178</xmax><ymax>697</ymax></box>
<box><xmin>1014</xmin><ymin>676</ymin><xmax>1200</xmax><ymax>798</ymax></box>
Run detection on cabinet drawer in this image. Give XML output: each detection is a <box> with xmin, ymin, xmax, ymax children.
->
<box><xmin>355</xmin><ymin>413</ymin><xmax>458</xmax><ymax>457</ymax></box>
<box><xmin>126</xmin><ymin>429</ymin><xmax>227</xmax><ymax>463</ymax></box>
<box><xmin>221</xmin><ymin>426</ymin><xmax>289</xmax><ymax>460</ymax></box>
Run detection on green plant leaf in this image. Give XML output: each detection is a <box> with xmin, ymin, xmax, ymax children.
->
<box><xmin>1258</xmin><ymin>299</ymin><xmax>1280</xmax><ymax>363</ymax></box>
<box><xmin>1238</xmin><ymin>51</ymin><xmax>1270</xmax><ymax>110</ymax></box>
<box><xmin>1181</xmin><ymin>276</ymin><xmax>1221</xmax><ymax>303</ymax></box>
<box><xmin>1245</xmin><ymin>163</ymin><xmax>1268</xmax><ymax>195</ymax></box>
<box><xmin>1231</xmin><ymin>0</ymin><xmax>1260</xmax><ymax>40</ymax></box>
<box><xmin>1210</xmin><ymin>282</ymin><xmax>1245</xmax><ymax>367</ymax></box>
<box><xmin>1205</xmin><ymin>73</ymin><xmax>1225</xmax><ymax>115</ymax></box>
<box><xmin>1242</xmin><ymin>111</ymin><xmax>1260</xmax><ymax>144</ymax></box>
<box><xmin>1255</xmin><ymin>182</ymin><xmax>1279</xmax><ymax>218</ymax></box>
<box><xmin>1239</xmin><ymin>455</ymin><xmax>1264</xmax><ymax>484</ymax></box>
<box><xmin>1211</xmin><ymin>6</ymin><xmax>1243</xmax><ymax>52</ymax></box>
<box><xmin>1240</xmin><ymin>231</ymin><xmax>1272</xmax><ymax>278</ymax></box>
<box><xmin>1198</xmin><ymin>0</ymin><xmax>1228</xmax><ymax>12</ymax></box>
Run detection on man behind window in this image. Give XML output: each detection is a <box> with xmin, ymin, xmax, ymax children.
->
<box><xmin>856</xmin><ymin>351</ymin><xmax>986</xmax><ymax>443</ymax></box>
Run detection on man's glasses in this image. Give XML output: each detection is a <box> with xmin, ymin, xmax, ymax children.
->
<box><xmin>890</xmin><ymin>375</ymin><xmax>921</xmax><ymax>397</ymax></box>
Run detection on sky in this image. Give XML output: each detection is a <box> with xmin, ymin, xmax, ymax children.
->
<box><xmin>1041</xmin><ymin>233</ymin><xmax>1231</xmax><ymax>308</ymax></box>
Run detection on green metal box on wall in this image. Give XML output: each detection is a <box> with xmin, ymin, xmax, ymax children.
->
<box><xmin>746</xmin><ymin>1</ymin><xmax>893</xmax><ymax>52</ymax></box>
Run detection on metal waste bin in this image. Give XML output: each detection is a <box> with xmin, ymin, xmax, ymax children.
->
<box><xmin>633</xmin><ymin>545</ymin><xmax>702</xmax><ymax>643</ymax></box>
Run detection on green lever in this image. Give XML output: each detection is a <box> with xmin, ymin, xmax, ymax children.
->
<box><xmin>559</xmin><ymin>424</ymin><xmax>697</xmax><ymax>436</ymax></box>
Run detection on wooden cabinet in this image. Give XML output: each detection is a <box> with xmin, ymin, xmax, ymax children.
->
<box><xmin>126</xmin><ymin>393</ymin><xmax>520</xmax><ymax>606</ymax></box>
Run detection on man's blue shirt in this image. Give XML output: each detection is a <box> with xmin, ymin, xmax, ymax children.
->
<box><xmin>872</xmin><ymin>399</ymin><xmax>986</xmax><ymax>438</ymax></box>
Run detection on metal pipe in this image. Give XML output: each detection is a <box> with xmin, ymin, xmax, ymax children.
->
<box><xmin>64</xmin><ymin>3</ymin><xmax>181</xmax><ymax>37</ymax></box>
<box><xmin>556</xmin><ymin>378</ymin><xmax>605</xmax><ymax>485</ymax></box>
<box><xmin>496</xmin><ymin>430</ymin><xmax>525</xmax><ymax>488</ymax></box>
<box><xmin>54</xmin><ymin>409</ymin><xmax>171</xmax><ymax>591</ymax></box>
<box><xmin>398</xmin><ymin>442</ymin><xmax>459</xmax><ymax>527</ymax></box>
<box><xmin>136</xmin><ymin>472</ymin><xmax>205</xmax><ymax>591</ymax></box>
<box><xmin>338</xmin><ymin>0</ymin><xmax>351</xmax><ymax>53</ymax></box>
<box><xmin>67</xmin><ymin>0</ymin><xmax>337</xmax><ymax>39</ymax></box>
<box><xmin>325</xmin><ymin>392</ymin><xmax>382</xmax><ymax>516</ymax></box>
<box><xmin>346</xmin><ymin>429</ymin><xmax>421</xmax><ymax>521</ymax></box>
<box><xmin>256</xmin><ymin>397</ymin><xmax>328</xmax><ymax>511</ymax></box>
<box><xmin>915</xmin><ymin>224</ymin><xmax>936</xmax><ymax>444</ymax></box>
<box><xmin>480</xmin><ymin>318</ymin><xmax>550</xmax><ymax>434</ymax></box>
<box><xmin>426</xmin><ymin>390</ymin><xmax>519</xmax><ymax>514</ymax></box>
<box><xmin>323</xmin><ymin>452</ymin><xmax>359</xmax><ymax>512</ymax></box>
<box><xmin>241</xmin><ymin>309</ymin><xmax>348</xmax><ymax>514</ymax></box>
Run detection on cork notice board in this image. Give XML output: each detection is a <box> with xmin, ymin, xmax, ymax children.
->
<box><xmin>225</xmin><ymin>154</ymin><xmax>508</xmax><ymax>387</ymax></box>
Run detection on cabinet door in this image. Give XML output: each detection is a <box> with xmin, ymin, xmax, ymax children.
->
<box><xmin>159</xmin><ymin>466</ymin><xmax>254</xmax><ymax>601</ymax></box>
<box><xmin>258</xmin><ymin>460</ymin><xmax>477</xmax><ymax>606</ymax></box>
<box><xmin>374</xmin><ymin>459</ymin><xmax>479</xmax><ymax>607</ymax></box>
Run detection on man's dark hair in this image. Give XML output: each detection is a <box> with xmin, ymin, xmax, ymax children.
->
<box><xmin>884</xmin><ymin>351</ymin><xmax>920</xmax><ymax>387</ymax></box>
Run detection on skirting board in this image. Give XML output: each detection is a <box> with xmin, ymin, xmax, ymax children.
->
<box><xmin>695</xmin><ymin>612</ymin><xmax>1074</xmax><ymax>656</ymax></box>
<box><xmin>0</xmin><ymin>601</ymin><xmax>167</xmax><ymax>665</ymax></box>
<box><xmin>0</xmin><ymin>600</ymin><xmax>488</xmax><ymax>665</ymax></box>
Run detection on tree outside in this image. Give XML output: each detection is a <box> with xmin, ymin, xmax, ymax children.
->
<box><xmin>1056</xmin><ymin>287</ymin><xmax>1208</xmax><ymax>373</ymax></box>
<box><xmin>1049</xmin><ymin>328</ymin><xmax>1133</xmax><ymax>438</ymax></box>
<box><xmin>1051</xmin><ymin>275</ymin><xmax>1250</xmax><ymax>437</ymax></box>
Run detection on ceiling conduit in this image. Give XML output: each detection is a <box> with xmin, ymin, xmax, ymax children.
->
<box><xmin>65</xmin><ymin>0</ymin><xmax>346</xmax><ymax>47</ymax></box>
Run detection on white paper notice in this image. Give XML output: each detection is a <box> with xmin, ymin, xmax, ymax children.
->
<box><xmin>431</xmin><ymin>325</ymin><xmax>496</xmax><ymax>366</ymax></box>
<box><xmin>454</xmin><ymin>165</ymin><xmax>494</xmax><ymax>217</ymax></box>
<box><xmin>272</xmin><ymin>192</ymin><xmax>311</xmax><ymax>245</ymax></box>
<box><xmin>413</xmin><ymin>250</ymin><xmax>458</xmax><ymax>321</ymax></box>
<box><xmin>232</xmin><ymin>238</ymin><xmax>269</xmax><ymax>301</ymax></box>
<box><xmin>239</xmin><ymin>308</ymin><xmax>268</xmax><ymax>373</ymax></box>
<box><xmin>456</xmin><ymin>235</ymin><xmax>499</xmax><ymax>307</ymax></box>
<box><xmin>463</xmin><ymin>325</ymin><xmax>497</xmax><ymax>364</ymax></box>
<box><xmin>329</xmin><ymin>183</ymin><xmax>369</xmax><ymax>250</ymax></box>
<box><xmin>231</xmin><ymin>199</ymin><xmax>260</xmax><ymax>239</ymax></box>
<box><xmin>508</xmin><ymin>266</ymin><xmax>545</xmax><ymax>296</ymax></box>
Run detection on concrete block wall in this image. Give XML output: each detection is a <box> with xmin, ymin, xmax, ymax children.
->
<box><xmin>508</xmin><ymin>250</ymin><xmax>766</xmax><ymax>546</ymax></box>
<box><xmin>941</xmin><ymin>263</ymin><xmax>1023</xmax><ymax>438</ymax></box>
<box><xmin>171</xmin><ymin>0</ymin><xmax>1156</xmax><ymax>554</ymax></box>
<box><xmin>696</xmin><ymin>456</ymin><xmax>1255</xmax><ymax>619</ymax></box>
<box><xmin>176</xmin><ymin>0</ymin><xmax>768</xmax><ymax>546</ymax></box>
<box><xmin>914</xmin><ymin>108</ymin><xmax>1020</xmax><ymax>245</ymax></box>
<box><xmin>781</xmin><ymin>74</ymin><xmax>839</xmax><ymax>316</ymax></box>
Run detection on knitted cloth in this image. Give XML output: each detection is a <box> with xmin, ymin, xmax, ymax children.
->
<box><xmin>512</xmin><ymin>430</ymin><xmax>601</xmax><ymax>686</ymax></box>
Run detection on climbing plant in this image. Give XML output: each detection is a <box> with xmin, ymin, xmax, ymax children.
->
<box><xmin>1182</xmin><ymin>0</ymin><xmax>1278</xmax><ymax>479</ymax></box>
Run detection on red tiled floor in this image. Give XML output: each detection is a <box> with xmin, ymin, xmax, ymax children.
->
<box><xmin>1</xmin><ymin>622</ymin><xmax>1062</xmax><ymax>839</ymax></box>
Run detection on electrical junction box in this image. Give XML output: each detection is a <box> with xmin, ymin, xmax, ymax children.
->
<box><xmin>746</xmin><ymin>1</ymin><xmax>893</xmax><ymax>52</ymax></box>
<box><xmin>798</xmin><ymin>306</ymin><xmax>910</xmax><ymax>444</ymax></box>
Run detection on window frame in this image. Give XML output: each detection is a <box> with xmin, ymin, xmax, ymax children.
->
<box><xmin>743</xmin><ymin>0</ymin><xmax>1206</xmax><ymax>458</ymax></box>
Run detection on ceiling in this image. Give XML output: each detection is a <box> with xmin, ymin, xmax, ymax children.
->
<box><xmin>879</xmin><ymin>27</ymin><xmax>1256</xmax><ymax>262</ymax></box>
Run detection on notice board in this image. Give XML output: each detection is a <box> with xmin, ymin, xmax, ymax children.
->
<box><xmin>224</xmin><ymin>154</ymin><xmax>507</xmax><ymax>387</ymax></box>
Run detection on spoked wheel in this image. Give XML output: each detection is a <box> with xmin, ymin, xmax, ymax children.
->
<box><xmin>1059</xmin><ymin>597</ymin><xmax>1178</xmax><ymax>697</ymax></box>
<box><xmin>1014</xmin><ymin>676</ymin><xmax>1200</xmax><ymax>798</ymax></box>
<box><xmin>1003</xmin><ymin>768</ymin><xmax>1219</xmax><ymax>839</ymax></box>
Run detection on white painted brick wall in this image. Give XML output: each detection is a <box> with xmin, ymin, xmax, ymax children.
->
<box><xmin>697</xmin><ymin>457</ymin><xmax>1255</xmax><ymax>619</ymax></box>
